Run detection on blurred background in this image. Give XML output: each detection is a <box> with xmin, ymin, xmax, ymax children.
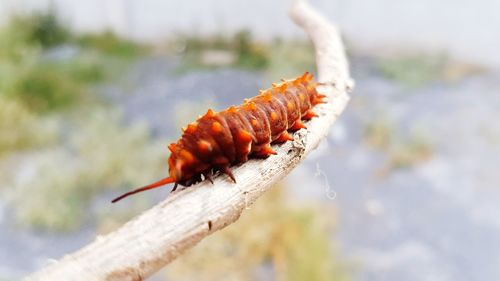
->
<box><xmin>0</xmin><ymin>0</ymin><xmax>499</xmax><ymax>280</ymax></box>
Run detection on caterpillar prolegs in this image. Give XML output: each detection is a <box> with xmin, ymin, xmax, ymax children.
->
<box><xmin>112</xmin><ymin>72</ymin><xmax>325</xmax><ymax>203</ymax></box>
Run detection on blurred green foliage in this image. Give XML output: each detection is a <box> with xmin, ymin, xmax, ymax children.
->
<box><xmin>364</xmin><ymin>118</ymin><xmax>393</xmax><ymax>150</ymax></box>
<box><xmin>378</xmin><ymin>53</ymin><xmax>487</xmax><ymax>87</ymax></box>
<box><xmin>364</xmin><ymin>118</ymin><xmax>433</xmax><ymax>169</ymax></box>
<box><xmin>233</xmin><ymin>30</ymin><xmax>269</xmax><ymax>69</ymax></box>
<box><xmin>265</xmin><ymin>39</ymin><xmax>315</xmax><ymax>83</ymax></box>
<box><xmin>176</xmin><ymin>30</ymin><xmax>269</xmax><ymax>71</ymax></box>
<box><xmin>165</xmin><ymin>186</ymin><xmax>349</xmax><ymax>281</ymax></box>
<box><xmin>388</xmin><ymin>132</ymin><xmax>433</xmax><ymax>168</ymax></box>
<box><xmin>0</xmin><ymin>11</ymin><xmax>154</xmax><ymax>231</ymax></box>
<box><xmin>377</xmin><ymin>54</ymin><xmax>445</xmax><ymax>88</ymax></box>
<box><xmin>25</xmin><ymin>10</ymin><xmax>71</xmax><ymax>48</ymax></box>
<box><xmin>175</xmin><ymin>33</ymin><xmax>315</xmax><ymax>82</ymax></box>
<box><xmin>76</xmin><ymin>31</ymin><xmax>146</xmax><ymax>59</ymax></box>
<box><xmin>5</xmin><ymin>10</ymin><xmax>143</xmax><ymax>56</ymax></box>
<box><xmin>0</xmin><ymin>13</ymin><xmax>91</xmax><ymax>113</ymax></box>
<box><xmin>6</xmin><ymin>10</ymin><xmax>71</xmax><ymax>49</ymax></box>
<box><xmin>0</xmin><ymin>96</ymin><xmax>58</xmax><ymax>154</ymax></box>
<box><xmin>6</xmin><ymin>62</ymin><xmax>89</xmax><ymax>112</ymax></box>
<box><xmin>0</xmin><ymin>11</ymin><xmax>144</xmax><ymax>113</ymax></box>
<box><xmin>12</xmin><ymin>110</ymin><xmax>166</xmax><ymax>231</ymax></box>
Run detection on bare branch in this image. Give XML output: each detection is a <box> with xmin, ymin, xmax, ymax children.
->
<box><xmin>25</xmin><ymin>1</ymin><xmax>353</xmax><ymax>280</ymax></box>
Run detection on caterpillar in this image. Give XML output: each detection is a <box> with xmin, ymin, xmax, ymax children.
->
<box><xmin>112</xmin><ymin>72</ymin><xmax>325</xmax><ymax>203</ymax></box>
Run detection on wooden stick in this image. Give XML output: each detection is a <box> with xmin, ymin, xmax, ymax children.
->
<box><xmin>25</xmin><ymin>1</ymin><xmax>353</xmax><ymax>280</ymax></box>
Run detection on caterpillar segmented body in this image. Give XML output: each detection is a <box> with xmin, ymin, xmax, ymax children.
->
<box><xmin>112</xmin><ymin>72</ymin><xmax>325</xmax><ymax>203</ymax></box>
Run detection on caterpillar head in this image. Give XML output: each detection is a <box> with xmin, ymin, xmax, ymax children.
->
<box><xmin>167</xmin><ymin>143</ymin><xmax>205</xmax><ymax>185</ymax></box>
<box><xmin>167</xmin><ymin>143</ymin><xmax>185</xmax><ymax>181</ymax></box>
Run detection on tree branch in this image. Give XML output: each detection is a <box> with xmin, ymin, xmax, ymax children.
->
<box><xmin>25</xmin><ymin>1</ymin><xmax>353</xmax><ymax>280</ymax></box>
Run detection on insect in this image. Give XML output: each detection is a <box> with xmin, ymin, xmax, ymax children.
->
<box><xmin>112</xmin><ymin>72</ymin><xmax>325</xmax><ymax>203</ymax></box>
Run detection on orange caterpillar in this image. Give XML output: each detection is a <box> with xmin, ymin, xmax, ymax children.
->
<box><xmin>112</xmin><ymin>72</ymin><xmax>325</xmax><ymax>203</ymax></box>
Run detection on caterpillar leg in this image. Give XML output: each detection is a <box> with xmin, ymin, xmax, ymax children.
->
<box><xmin>312</xmin><ymin>95</ymin><xmax>326</xmax><ymax>105</ymax></box>
<box><xmin>181</xmin><ymin>174</ymin><xmax>203</xmax><ymax>187</ymax></box>
<box><xmin>273</xmin><ymin>131</ymin><xmax>294</xmax><ymax>143</ymax></box>
<box><xmin>171</xmin><ymin>182</ymin><xmax>179</xmax><ymax>192</ymax></box>
<box><xmin>290</xmin><ymin>120</ymin><xmax>307</xmax><ymax>131</ymax></box>
<box><xmin>253</xmin><ymin>144</ymin><xmax>277</xmax><ymax>158</ymax></box>
<box><xmin>222</xmin><ymin>166</ymin><xmax>236</xmax><ymax>183</ymax></box>
<box><xmin>203</xmin><ymin>171</ymin><xmax>214</xmax><ymax>184</ymax></box>
<box><xmin>302</xmin><ymin>110</ymin><xmax>318</xmax><ymax>120</ymax></box>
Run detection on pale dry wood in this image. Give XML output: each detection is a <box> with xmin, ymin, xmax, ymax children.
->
<box><xmin>25</xmin><ymin>1</ymin><xmax>353</xmax><ymax>280</ymax></box>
